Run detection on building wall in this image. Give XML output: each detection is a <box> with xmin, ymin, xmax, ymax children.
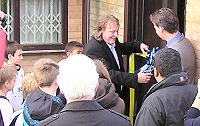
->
<box><xmin>68</xmin><ymin>0</ymin><xmax>82</xmax><ymax>42</ymax></box>
<box><xmin>22</xmin><ymin>0</ymin><xmax>83</xmax><ymax>73</ymax></box>
<box><xmin>185</xmin><ymin>0</ymin><xmax>200</xmax><ymax>81</ymax></box>
<box><xmin>89</xmin><ymin>0</ymin><xmax>124</xmax><ymax>42</ymax></box>
<box><xmin>22</xmin><ymin>52</ymin><xmax>65</xmax><ymax>73</ymax></box>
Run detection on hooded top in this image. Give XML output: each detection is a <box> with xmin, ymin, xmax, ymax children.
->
<box><xmin>23</xmin><ymin>88</ymin><xmax>65</xmax><ymax>126</ymax></box>
<box><xmin>95</xmin><ymin>78</ymin><xmax>124</xmax><ymax>113</ymax></box>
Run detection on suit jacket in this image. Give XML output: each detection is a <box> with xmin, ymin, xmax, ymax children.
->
<box><xmin>36</xmin><ymin>100</ymin><xmax>131</xmax><ymax>126</ymax></box>
<box><xmin>168</xmin><ymin>37</ymin><xmax>196</xmax><ymax>84</ymax></box>
<box><xmin>84</xmin><ymin>36</ymin><xmax>142</xmax><ymax>92</ymax></box>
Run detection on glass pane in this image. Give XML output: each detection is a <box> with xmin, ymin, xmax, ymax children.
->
<box><xmin>89</xmin><ymin>0</ymin><xmax>124</xmax><ymax>43</ymax></box>
<box><xmin>20</xmin><ymin>0</ymin><xmax>62</xmax><ymax>44</ymax></box>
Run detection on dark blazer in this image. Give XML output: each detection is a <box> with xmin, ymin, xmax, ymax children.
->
<box><xmin>36</xmin><ymin>100</ymin><xmax>131</xmax><ymax>126</ymax></box>
<box><xmin>84</xmin><ymin>36</ymin><xmax>142</xmax><ymax>115</ymax></box>
<box><xmin>84</xmin><ymin>36</ymin><xmax>142</xmax><ymax>92</ymax></box>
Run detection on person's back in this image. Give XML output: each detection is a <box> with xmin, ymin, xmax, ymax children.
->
<box><xmin>135</xmin><ymin>48</ymin><xmax>197</xmax><ymax>126</ymax></box>
<box><xmin>149</xmin><ymin>7</ymin><xmax>196</xmax><ymax>84</ymax></box>
<box><xmin>23</xmin><ymin>58</ymin><xmax>65</xmax><ymax>126</ymax></box>
<box><xmin>37</xmin><ymin>54</ymin><xmax>131</xmax><ymax>126</ymax></box>
<box><xmin>136</xmin><ymin>81</ymin><xmax>196</xmax><ymax>125</ymax></box>
<box><xmin>170</xmin><ymin>37</ymin><xmax>195</xmax><ymax>84</ymax></box>
<box><xmin>37</xmin><ymin>100</ymin><xmax>130</xmax><ymax>126</ymax></box>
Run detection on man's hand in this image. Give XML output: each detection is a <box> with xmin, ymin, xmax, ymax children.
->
<box><xmin>137</xmin><ymin>71</ymin><xmax>152</xmax><ymax>83</ymax></box>
<box><xmin>140</xmin><ymin>43</ymin><xmax>149</xmax><ymax>53</ymax></box>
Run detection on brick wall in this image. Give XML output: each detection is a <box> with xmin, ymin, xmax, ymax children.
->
<box><xmin>68</xmin><ymin>0</ymin><xmax>82</xmax><ymax>43</ymax></box>
<box><xmin>22</xmin><ymin>52</ymin><xmax>65</xmax><ymax>73</ymax></box>
<box><xmin>185</xmin><ymin>0</ymin><xmax>200</xmax><ymax>81</ymax></box>
<box><xmin>90</xmin><ymin>0</ymin><xmax>124</xmax><ymax>42</ymax></box>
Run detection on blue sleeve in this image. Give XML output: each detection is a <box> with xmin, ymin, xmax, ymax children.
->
<box><xmin>184</xmin><ymin>107</ymin><xmax>200</xmax><ymax>126</ymax></box>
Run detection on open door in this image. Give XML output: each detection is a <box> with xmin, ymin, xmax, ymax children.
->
<box><xmin>125</xmin><ymin>0</ymin><xmax>186</xmax><ymax>124</ymax></box>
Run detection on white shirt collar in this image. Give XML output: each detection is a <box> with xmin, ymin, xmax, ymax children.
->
<box><xmin>106</xmin><ymin>43</ymin><xmax>116</xmax><ymax>49</ymax></box>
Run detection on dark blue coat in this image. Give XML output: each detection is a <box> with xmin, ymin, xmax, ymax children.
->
<box><xmin>36</xmin><ymin>100</ymin><xmax>131</xmax><ymax>126</ymax></box>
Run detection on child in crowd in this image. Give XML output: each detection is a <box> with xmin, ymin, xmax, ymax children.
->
<box><xmin>22</xmin><ymin>72</ymin><xmax>38</xmax><ymax>98</ymax></box>
<box><xmin>58</xmin><ymin>41</ymin><xmax>83</xmax><ymax>66</ymax></box>
<box><xmin>64</xmin><ymin>41</ymin><xmax>83</xmax><ymax>57</ymax></box>
<box><xmin>23</xmin><ymin>58</ymin><xmax>65</xmax><ymax>126</ymax></box>
<box><xmin>57</xmin><ymin>41</ymin><xmax>83</xmax><ymax>95</ymax></box>
<box><xmin>0</xmin><ymin>64</ymin><xmax>17</xmax><ymax>125</ymax></box>
<box><xmin>5</xmin><ymin>41</ymin><xmax>24</xmax><ymax>112</ymax></box>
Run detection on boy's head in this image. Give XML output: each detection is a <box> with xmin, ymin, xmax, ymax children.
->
<box><xmin>5</xmin><ymin>41</ymin><xmax>23</xmax><ymax>66</ymax></box>
<box><xmin>22</xmin><ymin>72</ymin><xmax>38</xmax><ymax>98</ymax></box>
<box><xmin>0</xmin><ymin>64</ymin><xmax>17</xmax><ymax>92</ymax></box>
<box><xmin>33</xmin><ymin>58</ymin><xmax>59</xmax><ymax>88</ymax></box>
<box><xmin>65</xmin><ymin>41</ymin><xmax>83</xmax><ymax>57</ymax></box>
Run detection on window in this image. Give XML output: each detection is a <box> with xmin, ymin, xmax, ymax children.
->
<box><xmin>0</xmin><ymin>0</ymin><xmax>68</xmax><ymax>51</ymax></box>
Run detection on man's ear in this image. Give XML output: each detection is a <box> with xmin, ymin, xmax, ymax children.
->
<box><xmin>4</xmin><ymin>80</ymin><xmax>10</xmax><ymax>88</ymax></box>
<box><xmin>154</xmin><ymin>67</ymin><xmax>159</xmax><ymax>77</ymax></box>
<box><xmin>8</xmin><ymin>54</ymin><xmax>13</xmax><ymax>60</ymax></box>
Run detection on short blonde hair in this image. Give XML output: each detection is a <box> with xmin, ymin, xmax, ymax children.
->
<box><xmin>22</xmin><ymin>72</ymin><xmax>38</xmax><ymax>98</ymax></box>
<box><xmin>33</xmin><ymin>58</ymin><xmax>59</xmax><ymax>87</ymax></box>
<box><xmin>0</xmin><ymin>64</ymin><xmax>17</xmax><ymax>87</ymax></box>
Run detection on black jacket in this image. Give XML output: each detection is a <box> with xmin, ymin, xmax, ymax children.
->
<box><xmin>84</xmin><ymin>36</ymin><xmax>142</xmax><ymax>92</ymax></box>
<box><xmin>36</xmin><ymin>100</ymin><xmax>131</xmax><ymax>126</ymax></box>
<box><xmin>184</xmin><ymin>107</ymin><xmax>200</xmax><ymax>126</ymax></box>
<box><xmin>135</xmin><ymin>72</ymin><xmax>197</xmax><ymax>126</ymax></box>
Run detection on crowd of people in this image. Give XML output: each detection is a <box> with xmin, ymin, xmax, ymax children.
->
<box><xmin>0</xmin><ymin>7</ymin><xmax>199</xmax><ymax>126</ymax></box>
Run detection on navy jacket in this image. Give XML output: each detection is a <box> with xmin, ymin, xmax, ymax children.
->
<box><xmin>184</xmin><ymin>107</ymin><xmax>200</xmax><ymax>126</ymax></box>
<box><xmin>135</xmin><ymin>72</ymin><xmax>197</xmax><ymax>126</ymax></box>
<box><xmin>36</xmin><ymin>100</ymin><xmax>131</xmax><ymax>126</ymax></box>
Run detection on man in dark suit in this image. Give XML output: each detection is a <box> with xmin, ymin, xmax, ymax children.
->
<box><xmin>37</xmin><ymin>54</ymin><xmax>131</xmax><ymax>126</ymax></box>
<box><xmin>84</xmin><ymin>15</ymin><xmax>152</xmax><ymax>115</ymax></box>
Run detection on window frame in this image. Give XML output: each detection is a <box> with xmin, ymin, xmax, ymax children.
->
<box><xmin>12</xmin><ymin>0</ymin><xmax>68</xmax><ymax>51</ymax></box>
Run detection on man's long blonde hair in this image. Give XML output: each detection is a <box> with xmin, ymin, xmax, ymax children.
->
<box><xmin>93</xmin><ymin>15</ymin><xmax>119</xmax><ymax>41</ymax></box>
